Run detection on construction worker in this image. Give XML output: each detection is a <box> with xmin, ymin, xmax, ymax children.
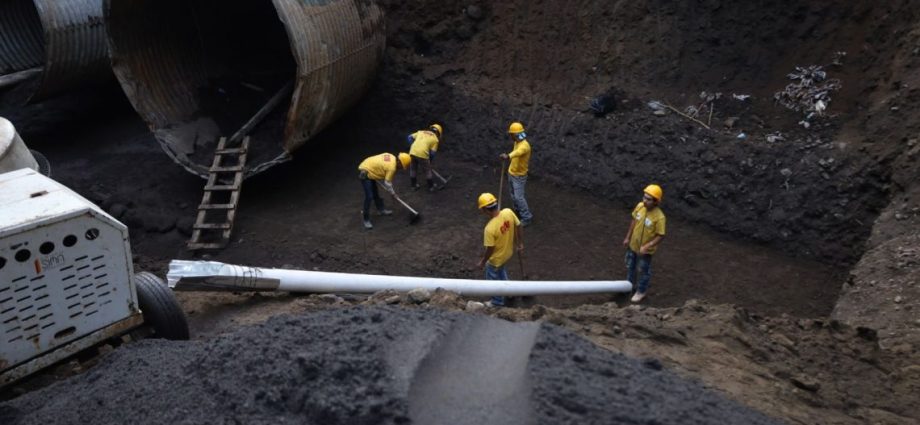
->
<box><xmin>621</xmin><ymin>184</ymin><xmax>666</xmax><ymax>302</ymax></box>
<box><xmin>357</xmin><ymin>152</ymin><xmax>411</xmax><ymax>230</ymax></box>
<box><xmin>499</xmin><ymin>122</ymin><xmax>533</xmax><ymax>226</ymax></box>
<box><xmin>407</xmin><ymin>123</ymin><xmax>443</xmax><ymax>192</ymax></box>
<box><xmin>476</xmin><ymin>192</ymin><xmax>524</xmax><ymax>307</ymax></box>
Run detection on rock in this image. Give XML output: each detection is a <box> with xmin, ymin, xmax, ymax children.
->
<box><xmin>317</xmin><ymin>294</ymin><xmax>342</xmax><ymax>304</ymax></box>
<box><xmin>724</xmin><ymin>117</ymin><xmax>739</xmax><ymax>129</ymax></box>
<box><xmin>790</xmin><ymin>374</ymin><xmax>821</xmax><ymax>392</ymax></box>
<box><xmin>384</xmin><ymin>295</ymin><xmax>402</xmax><ymax>305</ymax></box>
<box><xmin>465</xmin><ymin>5</ymin><xmax>483</xmax><ymax>20</ymax></box>
<box><xmin>890</xmin><ymin>343</ymin><xmax>914</xmax><ymax>354</ymax></box>
<box><xmin>466</xmin><ymin>300</ymin><xmax>486</xmax><ymax>312</ymax></box>
<box><xmin>407</xmin><ymin>288</ymin><xmax>432</xmax><ymax>304</ymax></box>
<box><xmin>894</xmin><ymin>295</ymin><xmax>903</xmax><ymax>303</ymax></box>
<box><xmin>653</xmin><ymin>110</ymin><xmax>667</xmax><ymax>116</ymax></box>
<box><xmin>780</xmin><ymin>168</ymin><xmax>793</xmax><ymax>177</ymax></box>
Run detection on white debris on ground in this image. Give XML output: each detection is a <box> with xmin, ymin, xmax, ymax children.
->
<box><xmin>774</xmin><ymin>55</ymin><xmax>844</xmax><ymax>128</ymax></box>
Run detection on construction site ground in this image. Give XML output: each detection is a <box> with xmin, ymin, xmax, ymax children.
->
<box><xmin>3</xmin><ymin>1</ymin><xmax>920</xmax><ymax>424</ymax></box>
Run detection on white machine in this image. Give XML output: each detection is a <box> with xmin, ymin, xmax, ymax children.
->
<box><xmin>0</xmin><ymin>169</ymin><xmax>187</xmax><ymax>387</ymax></box>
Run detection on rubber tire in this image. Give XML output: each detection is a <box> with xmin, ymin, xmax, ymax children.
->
<box><xmin>134</xmin><ymin>271</ymin><xmax>190</xmax><ymax>340</ymax></box>
<box><xmin>29</xmin><ymin>149</ymin><xmax>51</xmax><ymax>177</ymax></box>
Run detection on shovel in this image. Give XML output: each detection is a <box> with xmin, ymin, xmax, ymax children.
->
<box><xmin>432</xmin><ymin>169</ymin><xmax>452</xmax><ymax>188</ymax></box>
<box><xmin>393</xmin><ymin>194</ymin><xmax>422</xmax><ymax>224</ymax></box>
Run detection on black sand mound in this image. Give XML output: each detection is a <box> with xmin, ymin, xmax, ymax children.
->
<box><xmin>0</xmin><ymin>307</ymin><xmax>781</xmax><ymax>425</ymax></box>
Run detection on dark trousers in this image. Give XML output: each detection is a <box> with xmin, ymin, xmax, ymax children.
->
<box><xmin>625</xmin><ymin>249</ymin><xmax>653</xmax><ymax>293</ymax></box>
<box><xmin>360</xmin><ymin>176</ymin><xmax>384</xmax><ymax>220</ymax></box>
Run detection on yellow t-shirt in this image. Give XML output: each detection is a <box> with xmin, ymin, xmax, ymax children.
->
<box><xmin>629</xmin><ymin>202</ymin><xmax>666</xmax><ymax>254</ymax></box>
<box><xmin>483</xmin><ymin>208</ymin><xmax>520</xmax><ymax>267</ymax></box>
<box><xmin>409</xmin><ymin>130</ymin><xmax>440</xmax><ymax>159</ymax></box>
<box><xmin>508</xmin><ymin>139</ymin><xmax>531</xmax><ymax>176</ymax></box>
<box><xmin>358</xmin><ymin>153</ymin><xmax>398</xmax><ymax>182</ymax></box>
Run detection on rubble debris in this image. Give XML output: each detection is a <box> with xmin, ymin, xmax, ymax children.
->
<box><xmin>774</xmin><ymin>62</ymin><xmax>843</xmax><ymax>127</ymax></box>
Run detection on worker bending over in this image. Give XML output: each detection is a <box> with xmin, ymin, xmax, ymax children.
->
<box><xmin>358</xmin><ymin>152</ymin><xmax>411</xmax><ymax>230</ymax></box>
<box><xmin>476</xmin><ymin>192</ymin><xmax>524</xmax><ymax>307</ymax></box>
<box><xmin>499</xmin><ymin>122</ymin><xmax>533</xmax><ymax>226</ymax></box>
<box><xmin>622</xmin><ymin>184</ymin><xmax>666</xmax><ymax>302</ymax></box>
<box><xmin>407</xmin><ymin>123</ymin><xmax>443</xmax><ymax>192</ymax></box>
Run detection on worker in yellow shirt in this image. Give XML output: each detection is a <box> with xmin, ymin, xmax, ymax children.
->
<box><xmin>358</xmin><ymin>152</ymin><xmax>411</xmax><ymax>230</ymax></box>
<box><xmin>621</xmin><ymin>184</ymin><xmax>666</xmax><ymax>302</ymax></box>
<box><xmin>407</xmin><ymin>123</ymin><xmax>443</xmax><ymax>192</ymax></box>
<box><xmin>476</xmin><ymin>192</ymin><xmax>524</xmax><ymax>307</ymax></box>
<box><xmin>499</xmin><ymin>122</ymin><xmax>533</xmax><ymax>226</ymax></box>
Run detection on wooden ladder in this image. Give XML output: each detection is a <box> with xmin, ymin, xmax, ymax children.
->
<box><xmin>187</xmin><ymin>136</ymin><xmax>250</xmax><ymax>250</ymax></box>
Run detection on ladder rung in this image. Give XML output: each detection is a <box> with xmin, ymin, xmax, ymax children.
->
<box><xmin>198</xmin><ymin>203</ymin><xmax>236</xmax><ymax>210</ymax></box>
<box><xmin>209</xmin><ymin>166</ymin><xmax>244</xmax><ymax>173</ymax></box>
<box><xmin>215</xmin><ymin>148</ymin><xmax>247</xmax><ymax>155</ymax></box>
<box><xmin>204</xmin><ymin>184</ymin><xmax>241</xmax><ymax>191</ymax></box>
<box><xmin>187</xmin><ymin>242</ymin><xmax>229</xmax><ymax>250</ymax></box>
<box><xmin>193</xmin><ymin>223</ymin><xmax>232</xmax><ymax>230</ymax></box>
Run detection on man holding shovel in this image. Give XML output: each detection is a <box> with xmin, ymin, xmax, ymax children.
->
<box><xmin>476</xmin><ymin>192</ymin><xmax>524</xmax><ymax>307</ymax></box>
<box><xmin>407</xmin><ymin>123</ymin><xmax>443</xmax><ymax>192</ymax></box>
<box><xmin>499</xmin><ymin>122</ymin><xmax>533</xmax><ymax>226</ymax></box>
<box><xmin>358</xmin><ymin>152</ymin><xmax>411</xmax><ymax>230</ymax></box>
<box><xmin>622</xmin><ymin>184</ymin><xmax>666</xmax><ymax>302</ymax></box>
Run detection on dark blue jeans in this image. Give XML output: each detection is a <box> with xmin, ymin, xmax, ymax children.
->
<box><xmin>625</xmin><ymin>249</ymin><xmax>653</xmax><ymax>294</ymax></box>
<box><xmin>485</xmin><ymin>263</ymin><xmax>509</xmax><ymax>306</ymax></box>
<box><xmin>360</xmin><ymin>177</ymin><xmax>384</xmax><ymax>220</ymax></box>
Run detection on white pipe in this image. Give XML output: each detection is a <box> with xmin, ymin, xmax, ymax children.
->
<box><xmin>167</xmin><ymin>260</ymin><xmax>632</xmax><ymax>296</ymax></box>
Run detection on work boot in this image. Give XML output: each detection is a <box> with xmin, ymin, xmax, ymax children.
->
<box><xmin>630</xmin><ymin>291</ymin><xmax>646</xmax><ymax>303</ymax></box>
<box><xmin>363</xmin><ymin>220</ymin><xmax>373</xmax><ymax>230</ymax></box>
<box><xmin>411</xmin><ymin>177</ymin><xmax>420</xmax><ymax>191</ymax></box>
<box><xmin>379</xmin><ymin>209</ymin><xmax>393</xmax><ymax>216</ymax></box>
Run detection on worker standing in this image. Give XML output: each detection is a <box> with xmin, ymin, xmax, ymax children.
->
<box><xmin>407</xmin><ymin>123</ymin><xmax>443</xmax><ymax>192</ymax></box>
<box><xmin>476</xmin><ymin>192</ymin><xmax>524</xmax><ymax>307</ymax></box>
<box><xmin>357</xmin><ymin>152</ymin><xmax>411</xmax><ymax>230</ymax></box>
<box><xmin>499</xmin><ymin>122</ymin><xmax>533</xmax><ymax>226</ymax></box>
<box><xmin>621</xmin><ymin>184</ymin><xmax>666</xmax><ymax>302</ymax></box>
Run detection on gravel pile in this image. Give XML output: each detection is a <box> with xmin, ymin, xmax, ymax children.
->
<box><xmin>0</xmin><ymin>307</ymin><xmax>781</xmax><ymax>425</ymax></box>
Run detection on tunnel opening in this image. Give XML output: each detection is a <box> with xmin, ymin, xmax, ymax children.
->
<box><xmin>107</xmin><ymin>0</ymin><xmax>297</xmax><ymax>176</ymax></box>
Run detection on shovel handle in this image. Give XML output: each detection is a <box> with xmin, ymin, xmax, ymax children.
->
<box><xmin>393</xmin><ymin>194</ymin><xmax>419</xmax><ymax>215</ymax></box>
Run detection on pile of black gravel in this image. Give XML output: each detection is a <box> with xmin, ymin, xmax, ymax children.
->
<box><xmin>0</xmin><ymin>307</ymin><xmax>781</xmax><ymax>425</ymax></box>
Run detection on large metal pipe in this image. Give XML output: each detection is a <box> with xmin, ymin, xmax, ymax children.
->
<box><xmin>0</xmin><ymin>0</ymin><xmax>112</xmax><ymax>101</ymax></box>
<box><xmin>167</xmin><ymin>261</ymin><xmax>634</xmax><ymax>297</ymax></box>
<box><xmin>104</xmin><ymin>0</ymin><xmax>386</xmax><ymax>178</ymax></box>
<box><xmin>0</xmin><ymin>117</ymin><xmax>39</xmax><ymax>174</ymax></box>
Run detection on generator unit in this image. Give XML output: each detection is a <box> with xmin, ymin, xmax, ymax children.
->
<box><xmin>0</xmin><ymin>168</ymin><xmax>187</xmax><ymax>387</ymax></box>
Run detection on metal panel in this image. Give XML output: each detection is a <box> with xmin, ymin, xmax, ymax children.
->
<box><xmin>0</xmin><ymin>0</ymin><xmax>113</xmax><ymax>101</ymax></box>
<box><xmin>0</xmin><ymin>0</ymin><xmax>45</xmax><ymax>74</ymax></box>
<box><xmin>0</xmin><ymin>169</ymin><xmax>137</xmax><ymax>373</ymax></box>
<box><xmin>273</xmin><ymin>0</ymin><xmax>386</xmax><ymax>154</ymax></box>
<box><xmin>104</xmin><ymin>0</ymin><xmax>385</xmax><ymax>178</ymax></box>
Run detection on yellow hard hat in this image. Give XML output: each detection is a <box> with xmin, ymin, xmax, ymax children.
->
<box><xmin>398</xmin><ymin>152</ymin><xmax>411</xmax><ymax>170</ymax></box>
<box><xmin>478</xmin><ymin>192</ymin><xmax>498</xmax><ymax>209</ymax></box>
<box><xmin>644</xmin><ymin>184</ymin><xmax>663</xmax><ymax>201</ymax></box>
<box><xmin>430</xmin><ymin>123</ymin><xmax>443</xmax><ymax>136</ymax></box>
<box><xmin>508</xmin><ymin>122</ymin><xmax>525</xmax><ymax>134</ymax></box>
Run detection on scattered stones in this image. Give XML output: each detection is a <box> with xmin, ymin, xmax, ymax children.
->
<box><xmin>407</xmin><ymin>288</ymin><xmax>432</xmax><ymax>304</ymax></box>
<box><xmin>790</xmin><ymin>374</ymin><xmax>821</xmax><ymax>392</ymax></box>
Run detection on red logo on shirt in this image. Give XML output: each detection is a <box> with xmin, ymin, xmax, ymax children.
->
<box><xmin>500</xmin><ymin>220</ymin><xmax>511</xmax><ymax>234</ymax></box>
<box><xmin>383</xmin><ymin>154</ymin><xmax>392</xmax><ymax>161</ymax></box>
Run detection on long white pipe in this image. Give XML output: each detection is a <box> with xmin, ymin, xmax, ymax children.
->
<box><xmin>166</xmin><ymin>260</ymin><xmax>632</xmax><ymax>296</ymax></box>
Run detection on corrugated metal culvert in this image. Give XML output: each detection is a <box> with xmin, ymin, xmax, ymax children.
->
<box><xmin>0</xmin><ymin>0</ymin><xmax>112</xmax><ymax>101</ymax></box>
<box><xmin>104</xmin><ymin>0</ymin><xmax>386</xmax><ymax>178</ymax></box>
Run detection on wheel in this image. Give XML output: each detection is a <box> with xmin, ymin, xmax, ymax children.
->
<box><xmin>134</xmin><ymin>271</ymin><xmax>190</xmax><ymax>340</ymax></box>
<box><xmin>29</xmin><ymin>149</ymin><xmax>51</xmax><ymax>177</ymax></box>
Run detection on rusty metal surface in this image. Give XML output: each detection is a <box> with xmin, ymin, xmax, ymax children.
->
<box><xmin>104</xmin><ymin>0</ymin><xmax>386</xmax><ymax>178</ymax></box>
<box><xmin>0</xmin><ymin>313</ymin><xmax>143</xmax><ymax>388</ymax></box>
<box><xmin>0</xmin><ymin>0</ymin><xmax>113</xmax><ymax>101</ymax></box>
